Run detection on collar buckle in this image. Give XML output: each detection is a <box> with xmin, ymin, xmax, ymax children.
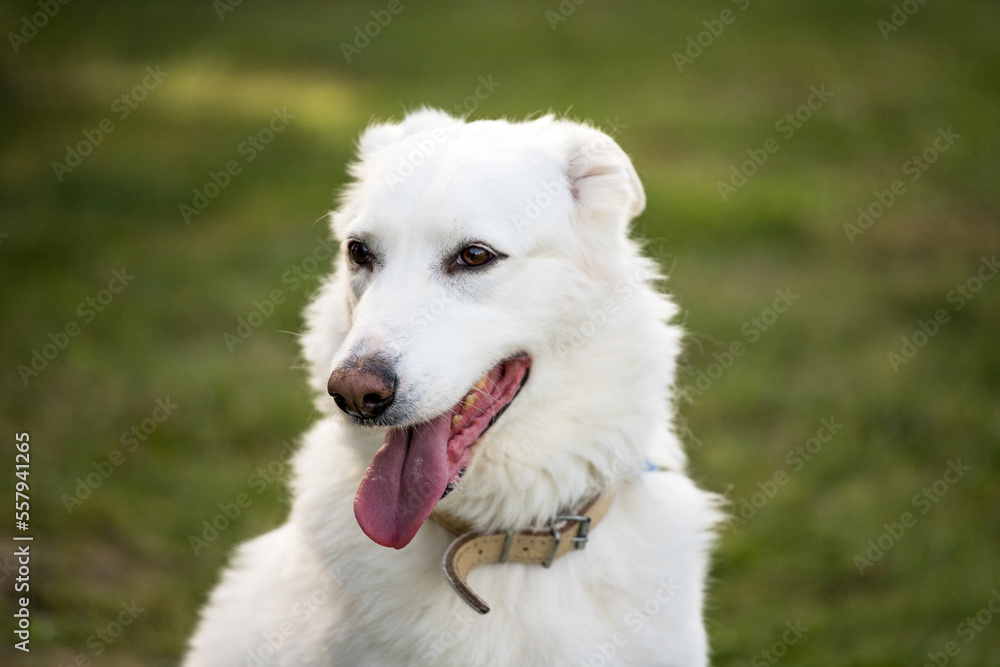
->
<box><xmin>543</xmin><ymin>514</ymin><xmax>592</xmax><ymax>567</ymax></box>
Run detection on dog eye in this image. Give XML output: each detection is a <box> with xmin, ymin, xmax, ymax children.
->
<box><xmin>456</xmin><ymin>245</ymin><xmax>494</xmax><ymax>268</ymax></box>
<box><xmin>347</xmin><ymin>241</ymin><xmax>372</xmax><ymax>266</ymax></box>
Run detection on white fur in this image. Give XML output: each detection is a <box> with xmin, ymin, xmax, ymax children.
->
<box><xmin>184</xmin><ymin>110</ymin><xmax>721</xmax><ymax>666</ymax></box>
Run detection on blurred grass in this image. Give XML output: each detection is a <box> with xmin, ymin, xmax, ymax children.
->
<box><xmin>1</xmin><ymin>0</ymin><xmax>998</xmax><ymax>664</ymax></box>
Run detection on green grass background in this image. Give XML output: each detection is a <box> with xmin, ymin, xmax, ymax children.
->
<box><xmin>1</xmin><ymin>1</ymin><xmax>998</xmax><ymax>664</ymax></box>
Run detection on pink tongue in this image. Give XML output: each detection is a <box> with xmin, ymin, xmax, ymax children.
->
<box><xmin>354</xmin><ymin>413</ymin><xmax>453</xmax><ymax>549</ymax></box>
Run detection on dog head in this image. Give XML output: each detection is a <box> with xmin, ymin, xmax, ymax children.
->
<box><xmin>302</xmin><ymin>109</ymin><xmax>680</xmax><ymax>547</ymax></box>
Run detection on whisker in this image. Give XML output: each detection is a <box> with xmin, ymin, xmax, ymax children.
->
<box><xmin>474</xmin><ymin>374</ymin><xmax>503</xmax><ymax>417</ymax></box>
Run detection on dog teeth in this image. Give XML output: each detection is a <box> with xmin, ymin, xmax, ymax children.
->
<box><xmin>451</xmin><ymin>414</ymin><xmax>461</xmax><ymax>428</ymax></box>
<box><xmin>463</xmin><ymin>392</ymin><xmax>478</xmax><ymax>408</ymax></box>
<box><xmin>474</xmin><ymin>375</ymin><xmax>489</xmax><ymax>391</ymax></box>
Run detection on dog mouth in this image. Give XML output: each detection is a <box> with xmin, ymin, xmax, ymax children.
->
<box><xmin>353</xmin><ymin>354</ymin><xmax>532</xmax><ymax>549</ymax></box>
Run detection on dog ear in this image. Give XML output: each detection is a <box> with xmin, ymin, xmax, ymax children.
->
<box><xmin>561</xmin><ymin>123</ymin><xmax>646</xmax><ymax>229</ymax></box>
<box><xmin>356</xmin><ymin>107</ymin><xmax>456</xmax><ymax>160</ymax></box>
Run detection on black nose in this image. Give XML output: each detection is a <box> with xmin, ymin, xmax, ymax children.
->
<box><xmin>327</xmin><ymin>358</ymin><xmax>396</xmax><ymax>419</ymax></box>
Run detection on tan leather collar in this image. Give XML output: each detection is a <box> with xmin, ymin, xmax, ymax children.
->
<box><xmin>433</xmin><ymin>490</ymin><xmax>615</xmax><ymax>614</ymax></box>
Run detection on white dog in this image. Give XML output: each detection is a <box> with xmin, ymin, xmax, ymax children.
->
<box><xmin>184</xmin><ymin>109</ymin><xmax>721</xmax><ymax>666</ymax></box>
